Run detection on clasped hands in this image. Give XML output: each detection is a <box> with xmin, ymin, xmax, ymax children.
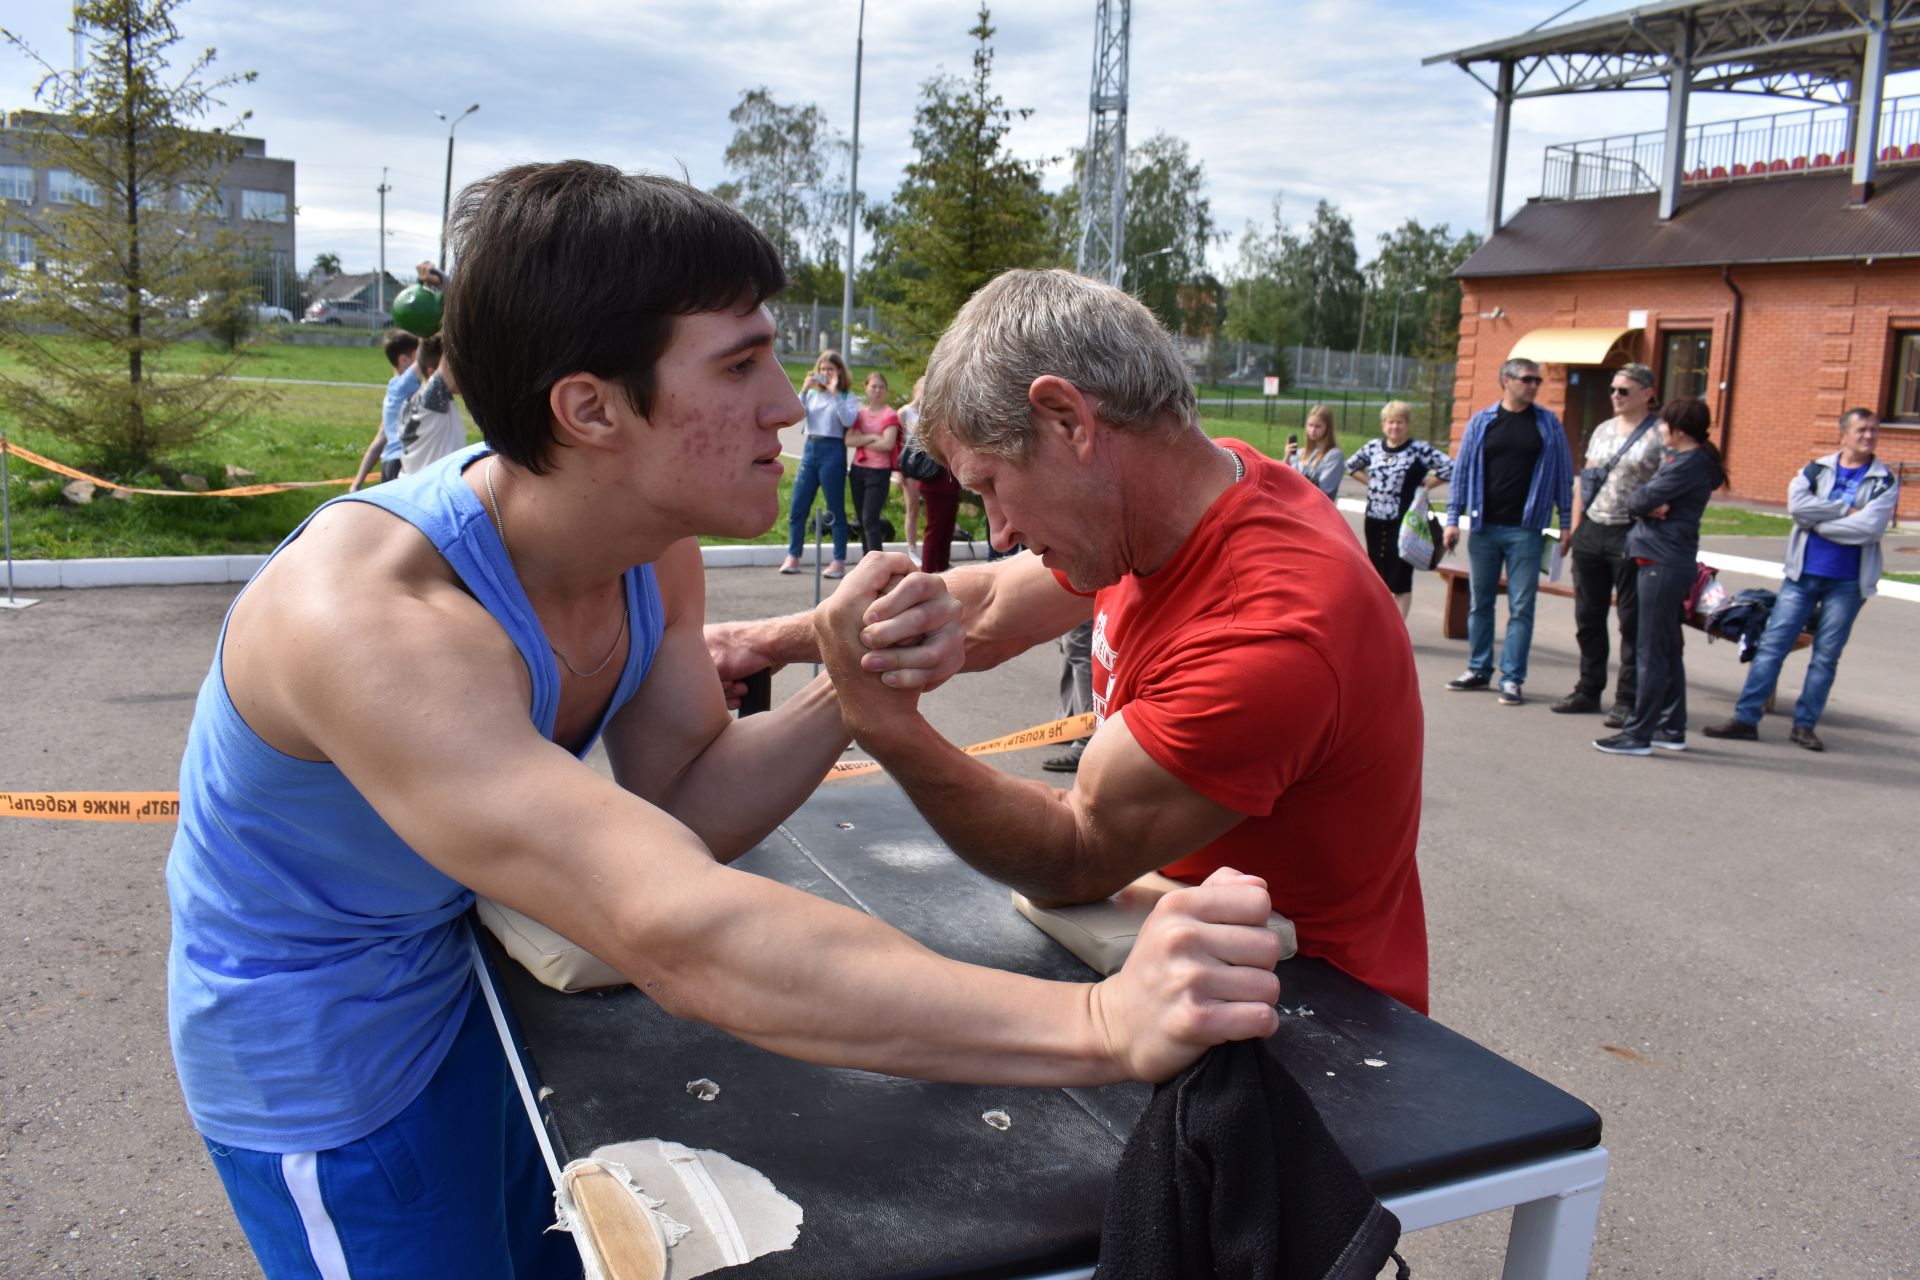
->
<box><xmin>812</xmin><ymin>554</ymin><xmax>965</xmax><ymax>739</ymax></box>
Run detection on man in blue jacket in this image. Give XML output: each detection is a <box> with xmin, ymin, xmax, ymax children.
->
<box><xmin>1705</xmin><ymin>409</ymin><xmax>1900</xmax><ymax>751</ymax></box>
<box><xmin>1441</xmin><ymin>357</ymin><xmax>1575</xmax><ymax>706</ymax></box>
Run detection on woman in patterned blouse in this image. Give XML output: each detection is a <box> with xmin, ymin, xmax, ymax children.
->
<box><xmin>1346</xmin><ymin>400</ymin><xmax>1454</xmax><ymax>619</ymax></box>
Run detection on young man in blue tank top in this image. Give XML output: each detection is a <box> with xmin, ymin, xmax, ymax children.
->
<box><xmin>167</xmin><ymin>162</ymin><xmax>1289</xmax><ymax>1278</ymax></box>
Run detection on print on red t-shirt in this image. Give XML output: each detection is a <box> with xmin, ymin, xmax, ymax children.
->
<box><xmin>1085</xmin><ymin>441</ymin><xmax>1429</xmax><ymax>1011</ymax></box>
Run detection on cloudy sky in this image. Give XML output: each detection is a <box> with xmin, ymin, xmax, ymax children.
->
<box><xmin>5</xmin><ymin>0</ymin><xmax>1915</xmax><ymax>277</ymax></box>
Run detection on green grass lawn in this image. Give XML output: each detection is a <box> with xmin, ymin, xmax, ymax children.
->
<box><xmin>0</xmin><ymin>341</ymin><xmax>1889</xmax><ymax>574</ymax></box>
<box><xmin>0</xmin><ymin>343</ymin><xmax>947</xmax><ymax>558</ymax></box>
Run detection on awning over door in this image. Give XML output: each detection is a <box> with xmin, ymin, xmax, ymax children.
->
<box><xmin>1506</xmin><ymin>327</ymin><xmax>1638</xmax><ymax>365</ymax></box>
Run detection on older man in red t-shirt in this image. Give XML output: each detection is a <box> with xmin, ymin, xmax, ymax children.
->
<box><xmin>711</xmin><ymin>269</ymin><xmax>1427</xmax><ymax>1011</ymax></box>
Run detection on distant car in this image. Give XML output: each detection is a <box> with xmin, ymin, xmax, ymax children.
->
<box><xmin>302</xmin><ymin>297</ymin><xmax>381</xmax><ymax>326</ymax></box>
<box><xmin>253</xmin><ymin>303</ymin><xmax>294</xmax><ymax>324</ymax></box>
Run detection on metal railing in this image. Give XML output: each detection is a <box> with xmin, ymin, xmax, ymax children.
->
<box><xmin>1542</xmin><ymin>94</ymin><xmax>1920</xmax><ymax>200</ymax></box>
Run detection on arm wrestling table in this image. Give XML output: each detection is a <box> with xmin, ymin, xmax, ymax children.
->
<box><xmin>474</xmin><ymin>784</ymin><xmax>1607</xmax><ymax>1280</ymax></box>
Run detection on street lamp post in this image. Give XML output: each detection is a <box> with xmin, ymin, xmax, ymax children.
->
<box><xmin>1389</xmin><ymin>284</ymin><xmax>1429</xmax><ymax>372</ymax></box>
<box><xmin>840</xmin><ymin>0</ymin><xmax>866</xmax><ymax>358</ymax></box>
<box><xmin>435</xmin><ymin>104</ymin><xmax>480</xmax><ymax>269</ymax></box>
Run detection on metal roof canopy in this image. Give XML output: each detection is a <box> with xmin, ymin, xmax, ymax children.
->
<box><xmin>1507</xmin><ymin>326</ymin><xmax>1640</xmax><ymax>364</ymax></box>
<box><xmin>1428</xmin><ymin>0</ymin><xmax>1920</xmax><ymax>232</ymax></box>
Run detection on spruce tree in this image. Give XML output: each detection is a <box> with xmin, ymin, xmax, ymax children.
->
<box><xmin>0</xmin><ymin>0</ymin><xmax>266</xmax><ymax>473</ymax></box>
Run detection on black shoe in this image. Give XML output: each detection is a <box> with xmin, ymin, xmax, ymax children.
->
<box><xmin>1790</xmin><ymin>725</ymin><xmax>1825</xmax><ymax>752</ymax></box>
<box><xmin>1447</xmin><ymin>671</ymin><xmax>1491</xmax><ymax>692</ymax></box>
<box><xmin>1497</xmin><ymin>680</ymin><xmax>1524</xmax><ymax>706</ymax></box>
<box><xmin>1703</xmin><ymin>718</ymin><xmax>1758</xmax><ymax>741</ymax></box>
<box><xmin>1652</xmin><ymin>730</ymin><xmax>1687</xmax><ymax>752</ymax></box>
<box><xmin>1592</xmin><ymin>733</ymin><xmax>1652</xmax><ymax>756</ymax></box>
<box><xmin>1603</xmin><ymin>703</ymin><xmax>1631</xmax><ymax>729</ymax></box>
<box><xmin>1551</xmin><ymin>691</ymin><xmax>1601</xmax><ymax>714</ymax></box>
<box><xmin>1043</xmin><ymin>740</ymin><xmax>1087</xmax><ymax>772</ymax></box>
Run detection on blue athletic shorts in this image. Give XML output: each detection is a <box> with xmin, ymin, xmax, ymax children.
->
<box><xmin>201</xmin><ymin>989</ymin><xmax>581</xmax><ymax>1279</ymax></box>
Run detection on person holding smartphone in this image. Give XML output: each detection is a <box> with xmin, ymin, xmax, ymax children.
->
<box><xmin>781</xmin><ymin>350</ymin><xmax>859</xmax><ymax>577</ymax></box>
<box><xmin>1283</xmin><ymin>404</ymin><xmax>1345</xmax><ymax>500</ymax></box>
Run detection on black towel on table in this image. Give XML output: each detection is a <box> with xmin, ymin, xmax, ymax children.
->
<box><xmin>1096</xmin><ymin>1038</ymin><xmax>1405</xmax><ymax>1280</ymax></box>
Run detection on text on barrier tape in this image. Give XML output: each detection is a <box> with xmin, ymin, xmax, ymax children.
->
<box><xmin>2</xmin><ymin>438</ymin><xmax>355</xmax><ymax>498</ymax></box>
<box><xmin>0</xmin><ymin>792</ymin><xmax>180</xmax><ymax>823</ymax></box>
<box><xmin>0</xmin><ymin>714</ymin><xmax>1099</xmax><ymax>821</ymax></box>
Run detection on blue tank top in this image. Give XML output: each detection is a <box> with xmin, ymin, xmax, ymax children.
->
<box><xmin>166</xmin><ymin>444</ymin><xmax>664</xmax><ymax>1152</ymax></box>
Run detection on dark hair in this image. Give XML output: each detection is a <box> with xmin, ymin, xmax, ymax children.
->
<box><xmin>1840</xmin><ymin>407</ymin><xmax>1877</xmax><ymax>431</ymax></box>
<box><xmin>442</xmin><ymin>161</ymin><xmax>789</xmax><ymax>473</ymax></box>
<box><xmin>382</xmin><ymin>329</ymin><xmax>420</xmax><ymax>369</ymax></box>
<box><xmin>1659</xmin><ymin>397</ymin><xmax>1725</xmax><ymax>484</ymax></box>
<box><xmin>417</xmin><ymin>334</ymin><xmax>444</xmax><ymax>374</ymax></box>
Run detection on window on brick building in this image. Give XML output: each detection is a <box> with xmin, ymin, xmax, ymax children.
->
<box><xmin>1894</xmin><ymin>332</ymin><xmax>1920</xmax><ymax>424</ymax></box>
<box><xmin>1661</xmin><ymin>331</ymin><xmax>1711</xmax><ymax>402</ymax></box>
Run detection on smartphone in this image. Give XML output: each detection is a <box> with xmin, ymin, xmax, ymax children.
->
<box><xmin>1287</xmin><ymin>433</ymin><xmax>1298</xmax><ymax>446</ymax></box>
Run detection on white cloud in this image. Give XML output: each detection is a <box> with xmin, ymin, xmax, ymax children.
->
<box><xmin>5</xmin><ymin>0</ymin><xmax>1915</xmax><ymax>277</ymax></box>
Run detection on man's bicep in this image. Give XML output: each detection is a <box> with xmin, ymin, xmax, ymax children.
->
<box><xmin>1066</xmin><ymin>709</ymin><xmax>1245</xmax><ymax>896</ymax></box>
<box><xmin>604</xmin><ymin>541</ymin><xmax>732</xmax><ymax>801</ymax></box>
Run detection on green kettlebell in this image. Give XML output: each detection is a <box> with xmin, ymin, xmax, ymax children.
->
<box><xmin>391</xmin><ymin>284</ymin><xmax>443</xmax><ymax>337</ymax></box>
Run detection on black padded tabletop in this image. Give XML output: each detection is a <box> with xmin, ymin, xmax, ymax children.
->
<box><xmin>487</xmin><ymin>784</ymin><xmax>1601</xmax><ymax>1278</ymax></box>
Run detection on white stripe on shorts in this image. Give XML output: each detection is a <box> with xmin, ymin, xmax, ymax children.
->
<box><xmin>280</xmin><ymin>1151</ymin><xmax>352</xmax><ymax>1279</ymax></box>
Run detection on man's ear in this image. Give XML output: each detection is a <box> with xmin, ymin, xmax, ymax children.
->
<box><xmin>1028</xmin><ymin>375</ymin><xmax>1097</xmax><ymax>461</ymax></box>
<box><xmin>547</xmin><ymin>372</ymin><xmax>624</xmax><ymax>451</ymax></box>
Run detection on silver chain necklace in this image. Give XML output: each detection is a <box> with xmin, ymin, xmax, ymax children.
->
<box><xmin>484</xmin><ymin>457</ymin><xmax>628</xmax><ymax>680</ymax></box>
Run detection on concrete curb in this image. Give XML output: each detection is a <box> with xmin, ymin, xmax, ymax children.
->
<box><xmin>2</xmin><ymin>541</ymin><xmax>992</xmax><ymax>590</ymax></box>
<box><xmin>7</xmin><ymin>512</ymin><xmax>1917</xmax><ymax>603</ymax></box>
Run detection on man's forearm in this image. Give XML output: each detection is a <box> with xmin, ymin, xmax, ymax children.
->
<box><xmin>662</xmin><ymin>673</ymin><xmax>848</xmax><ymax>859</ymax></box>
<box><xmin>862</xmin><ymin>713</ymin><xmax>1105</xmax><ymax>904</ymax></box>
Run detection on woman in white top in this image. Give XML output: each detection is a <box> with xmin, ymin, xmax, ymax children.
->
<box><xmin>780</xmin><ymin>350</ymin><xmax>859</xmax><ymax>577</ymax></box>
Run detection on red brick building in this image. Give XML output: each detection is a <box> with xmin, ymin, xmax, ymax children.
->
<box><xmin>1429</xmin><ymin>0</ymin><xmax>1920</xmax><ymax>517</ymax></box>
<box><xmin>1451</xmin><ymin>166</ymin><xmax>1920</xmax><ymax>517</ymax></box>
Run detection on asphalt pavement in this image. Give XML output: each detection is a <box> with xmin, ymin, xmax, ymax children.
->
<box><xmin>2</xmin><ymin>519</ymin><xmax>1916</xmax><ymax>1278</ymax></box>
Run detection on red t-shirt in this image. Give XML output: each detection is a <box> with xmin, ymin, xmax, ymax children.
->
<box><xmin>1081</xmin><ymin>440</ymin><xmax>1429</xmax><ymax>1011</ymax></box>
<box><xmin>852</xmin><ymin>406</ymin><xmax>902</xmax><ymax>470</ymax></box>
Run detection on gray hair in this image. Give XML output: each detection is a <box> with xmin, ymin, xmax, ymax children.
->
<box><xmin>919</xmin><ymin>269</ymin><xmax>1197</xmax><ymax>461</ymax></box>
<box><xmin>1499</xmin><ymin>357</ymin><xmax>1541</xmax><ymax>381</ymax></box>
<box><xmin>1614</xmin><ymin>362</ymin><xmax>1655</xmax><ymax>389</ymax></box>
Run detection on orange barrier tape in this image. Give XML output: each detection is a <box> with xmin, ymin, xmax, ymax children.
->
<box><xmin>2</xmin><ymin>438</ymin><xmax>354</xmax><ymax>497</ymax></box>
<box><xmin>0</xmin><ymin>791</ymin><xmax>179</xmax><ymax>823</ymax></box>
<box><xmin>824</xmin><ymin>712</ymin><xmax>1096</xmax><ymax>780</ymax></box>
<box><xmin>1</xmin><ymin>716</ymin><xmax>1098</xmax><ymax>822</ymax></box>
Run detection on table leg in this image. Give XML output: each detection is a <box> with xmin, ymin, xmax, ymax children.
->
<box><xmin>1500</xmin><ymin>1156</ymin><xmax>1607</xmax><ymax>1280</ymax></box>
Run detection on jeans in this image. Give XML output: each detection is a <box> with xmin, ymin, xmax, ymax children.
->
<box><xmin>1465</xmin><ymin>524</ymin><xmax>1545</xmax><ymax>684</ymax></box>
<box><xmin>1621</xmin><ymin>559</ymin><xmax>1690</xmax><ymax>743</ymax></box>
<box><xmin>1732</xmin><ymin>573</ymin><xmax>1866</xmax><ymax>729</ymax></box>
<box><xmin>1570</xmin><ymin>520</ymin><xmax>1639</xmax><ymax>706</ymax></box>
<box><xmin>786</xmin><ymin>436</ymin><xmax>849</xmax><ymax>561</ymax></box>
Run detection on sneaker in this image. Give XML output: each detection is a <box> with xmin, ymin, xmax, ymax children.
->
<box><xmin>1592</xmin><ymin>733</ymin><xmax>1652</xmax><ymax>756</ymax></box>
<box><xmin>1042</xmin><ymin>740</ymin><xmax>1087</xmax><ymax>773</ymax></box>
<box><xmin>1790</xmin><ymin>725</ymin><xmax>1825</xmax><ymax>752</ymax></box>
<box><xmin>1497</xmin><ymin>680</ymin><xmax>1524</xmax><ymax>706</ymax></box>
<box><xmin>1652</xmin><ymin>730</ymin><xmax>1687</xmax><ymax>752</ymax></box>
<box><xmin>1447</xmin><ymin>671</ymin><xmax>1492</xmax><ymax>692</ymax></box>
<box><xmin>1703</xmin><ymin>718</ymin><xmax>1758</xmax><ymax>741</ymax></box>
<box><xmin>1603</xmin><ymin>703</ymin><xmax>1631</xmax><ymax>729</ymax></box>
<box><xmin>1551</xmin><ymin>691</ymin><xmax>1601</xmax><ymax>714</ymax></box>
